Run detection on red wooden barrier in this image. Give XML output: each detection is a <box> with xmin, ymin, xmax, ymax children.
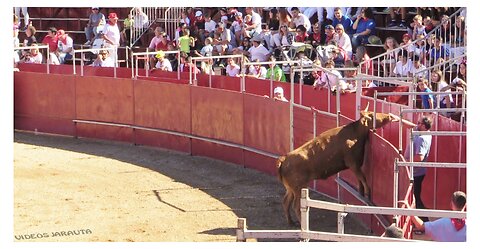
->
<box><xmin>14</xmin><ymin>72</ymin><xmax>76</xmax><ymax>136</ymax></box>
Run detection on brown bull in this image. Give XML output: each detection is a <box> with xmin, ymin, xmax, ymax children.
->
<box><xmin>277</xmin><ymin>106</ymin><xmax>403</xmax><ymax>226</ymax></box>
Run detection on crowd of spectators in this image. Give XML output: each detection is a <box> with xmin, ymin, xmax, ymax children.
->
<box><xmin>13</xmin><ymin>7</ymin><xmax>467</xmax><ymax>116</ymax></box>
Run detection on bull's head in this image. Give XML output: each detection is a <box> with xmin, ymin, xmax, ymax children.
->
<box><xmin>359</xmin><ymin>103</ymin><xmax>400</xmax><ymax>129</ymax></box>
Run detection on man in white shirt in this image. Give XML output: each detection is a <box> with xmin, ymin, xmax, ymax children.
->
<box><xmin>152</xmin><ymin>51</ymin><xmax>172</xmax><ymax>72</ymax></box>
<box><xmin>101</xmin><ymin>12</ymin><xmax>121</xmax><ymax>65</ymax></box>
<box><xmin>290</xmin><ymin>7</ymin><xmax>311</xmax><ymax>32</ymax></box>
<box><xmin>55</xmin><ymin>29</ymin><xmax>74</xmax><ymax>64</ymax></box>
<box><xmin>247</xmin><ymin>36</ymin><xmax>270</xmax><ymax>62</ymax></box>
<box><xmin>393</xmin><ymin>49</ymin><xmax>413</xmax><ymax>77</ymax></box>
<box><xmin>245</xmin><ymin>7</ymin><xmax>263</xmax><ymax>38</ymax></box>
<box><xmin>92</xmin><ymin>49</ymin><xmax>115</xmax><ymax>67</ymax></box>
<box><xmin>204</xmin><ymin>14</ymin><xmax>217</xmax><ymax>38</ymax></box>
<box><xmin>409</xmin><ymin>55</ymin><xmax>428</xmax><ymax>78</ymax></box>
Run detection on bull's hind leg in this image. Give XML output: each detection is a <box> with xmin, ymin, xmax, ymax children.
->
<box><xmin>283</xmin><ymin>191</ymin><xmax>295</xmax><ymax>226</ymax></box>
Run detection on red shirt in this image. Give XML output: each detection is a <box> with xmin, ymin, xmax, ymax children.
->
<box><xmin>155</xmin><ymin>40</ymin><xmax>169</xmax><ymax>51</ymax></box>
<box><xmin>42</xmin><ymin>35</ymin><xmax>58</xmax><ymax>52</ymax></box>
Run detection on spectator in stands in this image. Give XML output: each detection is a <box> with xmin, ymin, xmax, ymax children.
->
<box><xmin>212</xmin><ymin>22</ymin><xmax>232</xmax><ymax>56</ymax></box>
<box><xmin>101</xmin><ymin>12</ymin><xmax>121</xmax><ymax>64</ymax></box>
<box><xmin>334</xmin><ymin>24</ymin><xmax>352</xmax><ymax>59</ymax></box>
<box><xmin>194</xmin><ymin>37</ymin><xmax>213</xmax><ymax>57</ymax></box>
<box><xmin>13</xmin><ymin>18</ymin><xmax>20</xmax><ymax>68</ymax></box>
<box><xmin>313</xmin><ymin>59</ymin><xmax>347</xmax><ymax>92</ymax></box>
<box><xmin>417</xmin><ymin>78</ymin><xmax>435</xmax><ymax>110</ymax></box>
<box><xmin>247</xmin><ymin>36</ymin><xmax>270</xmax><ymax>62</ymax></box>
<box><xmin>244</xmin><ymin>7</ymin><xmax>263</xmax><ymax>39</ymax></box>
<box><xmin>430</xmin><ymin>69</ymin><xmax>454</xmax><ymax>113</ymax></box>
<box><xmin>133</xmin><ymin>7</ymin><xmax>149</xmax><ymax>29</ymax></box>
<box><xmin>84</xmin><ymin>7</ymin><xmax>105</xmax><ymax>45</ymax></box>
<box><xmin>14</xmin><ymin>7</ymin><xmax>29</xmax><ymax>31</ymax></box>
<box><xmin>148</xmin><ymin>27</ymin><xmax>167</xmax><ymax>68</ymax></box>
<box><xmin>413</xmin><ymin>34</ymin><xmax>427</xmax><ymax>64</ymax></box>
<box><xmin>332</xmin><ymin>7</ymin><xmax>354</xmax><ymax>35</ymax></box>
<box><xmin>403</xmin><ymin>191</ymin><xmax>466</xmax><ymax>242</ymax></box>
<box><xmin>343</xmin><ymin>60</ymin><xmax>360</xmax><ymax>90</ymax></box>
<box><xmin>178</xmin><ymin>28</ymin><xmax>195</xmax><ymax>55</ymax></box>
<box><xmin>150</xmin><ymin>50</ymin><xmax>172</xmax><ymax>72</ymax></box>
<box><xmin>411</xmin><ymin>15</ymin><xmax>427</xmax><ymax>41</ymax></box>
<box><xmin>272</xmin><ymin>86</ymin><xmax>288</xmax><ymax>102</ymax></box>
<box><xmin>400</xmin><ymin>33</ymin><xmax>415</xmax><ymax>58</ymax></box>
<box><xmin>180</xmin><ymin>10</ymin><xmax>190</xmax><ymax>27</ymax></box>
<box><xmin>179</xmin><ymin>53</ymin><xmax>200</xmax><ymax>74</ymax></box>
<box><xmin>193</xmin><ymin>11</ymin><xmax>206</xmax><ymax>44</ymax></box>
<box><xmin>354</xmin><ymin>45</ymin><xmax>373</xmax><ymax>77</ymax></box>
<box><xmin>218</xmin><ymin>8</ymin><xmax>229</xmax><ymax>27</ymax></box>
<box><xmin>247</xmin><ymin>59</ymin><xmax>267</xmax><ymax>79</ymax></box>
<box><xmin>428</xmin><ymin>36</ymin><xmax>449</xmax><ymax>66</ymax></box>
<box><xmin>42</xmin><ymin>27</ymin><xmax>58</xmax><ymax>55</ymax></box>
<box><xmin>272</xmin><ymin>24</ymin><xmax>294</xmax><ymax>52</ymax></box>
<box><xmin>393</xmin><ymin>49</ymin><xmax>413</xmax><ymax>77</ymax></box>
<box><xmin>23</xmin><ymin>24</ymin><xmax>37</xmax><ymax>47</ymax></box>
<box><xmin>409</xmin><ymin>55</ymin><xmax>428</xmax><ymax>79</ymax></box>
<box><xmin>203</xmin><ymin>13</ymin><xmax>216</xmax><ymax>38</ymax></box>
<box><xmin>306</xmin><ymin>22</ymin><xmax>322</xmax><ymax>49</ymax></box>
<box><xmin>453</xmin><ymin>15</ymin><xmax>466</xmax><ymax>46</ymax></box>
<box><xmin>232</xmin><ymin>37</ymin><xmax>251</xmax><ymax>55</ymax></box>
<box><xmin>91</xmin><ymin>48</ymin><xmax>114</xmax><ymax>67</ymax></box>
<box><xmin>323</xmin><ymin>25</ymin><xmax>335</xmax><ymax>45</ymax></box>
<box><xmin>22</xmin><ymin>43</ymin><xmax>43</xmax><ymax>64</ymax></box>
<box><xmin>225</xmin><ymin>57</ymin><xmax>241</xmax><ymax>77</ymax></box>
<box><xmin>403</xmin><ymin>115</ymin><xmax>433</xmax><ymax>224</ymax></box>
<box><xmin>55</xmin><ymin>29</ymin><xmax>73</xmax><ymax>64</ymax></box>
<box><xmin>438</xmin><ymin>15</ymin><xmax>454</xmax><ymax>46</ymax></box>
<box><xmin>155</xmin><ymin>32</ymin><xmax>170</xmax><ymax>52</ymax></box>
<box><xmin>294</xmin><ymin>25</ymin><xmax>309</xmax><ymax>43</ymax></box>
<box><xmin>387</xmin><ymin>7</ymin><xmax>407</xmax><ymax>28</ymax></box>
<box><xmin>290</xmin><ymin>7</ymin><xmax>311</xmax><ymax>33</ymax></box>
<box><xmin>121</xmin><ymin>13</ymin><xmax>133</xmax><ymax>46</ymax></box>
<box><xmin>381</xmin><ymin>36</ymin><xmax>399</xmax><ymax>77</ymax></box>
<box><xmin>383</xmin><ymin>224</ymin><xmax>404</xmax><ymax>239</ymax></box>
<box><xmin>278</xmin><ymin>8</ymin><xmax>292</xmax><ymax>28</ymax></box>
<box><xmin>231</xmin><ymin>12</ymin><xmax>244</xmax><ymax>47</ymax></box>
<box><xmin>266</xmin><ymin>57</ymin><xmax>286</xmax><ymax>82</ymax></box>
<box><xmin>262</xmin><ymin>8</ymin><xmax>280</xmax><ymax>51</ymax></box>
<box><xmin>351</xmin><ymin>7</ymin><xmax>376</xmax><ymax>50</ymax></box>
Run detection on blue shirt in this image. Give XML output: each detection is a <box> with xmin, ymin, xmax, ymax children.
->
<box><xmin>429</xmin><ymin>46</ymin><xmax>449</xmax><ymax>62</ymax></box>
<box><xmin>425</xmin><ymin>218</ymin><xmax>466</xmax><ymax>242</ymax></box>
<box><xmin>412</xmin><ymin>133</ymin><xmax>432</xmax><ymax>176</ymax></box>
<box><xmin>355</xmin><ymin>18</ymin><xmax>376</xmax><ymax>35</ymax></box>
<box><xmin>421</xmin><ymin>88</ymin><xmax>436</xmax><ymax>109</ymax></box>
<box><xmin>333</xmin><ymin>15</ymin><xmax>354</xmax><ymax>34</ymax></box>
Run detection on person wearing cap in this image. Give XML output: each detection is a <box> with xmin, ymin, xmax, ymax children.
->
<box><xmin>151</xmin><ymin>51</ymin><xmax>172</xmax><ymax>72</ymax></box>
<box><xmin>247</xmin><ymin>36</ymin><xmax>270</xmax><ymax>62</ymax></box>
<box><xmin>400</xmin><ymin>33</ymin><xmax>415</xmax><ymax>57</ymax></box>
<box><xmin>84</xmin><ymin>7</ymin><xmax>105</xmax><ymax>45</ymax></box>
<box><xmin>55</xmin><ymin>29</ymin><xmax>74</xmax><ymax>64</ymax></box>
<box><xmin>272</xmin><ymin>86</ymin><xmax>288</xmax><ymax>102</ymax></box>
<box><xmin>101</xmin><ymin>12</ymin><xmax>121</xmax><ymax>65</ymax></box>
<box><xmin>193</xmin><ymin>10</ymin><xmax>206</xmax><ymax>44</ymax></box>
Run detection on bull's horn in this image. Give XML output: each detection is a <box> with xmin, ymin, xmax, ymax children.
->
<box><xmin>388</xmin><ymin>113</ymin><xmax>400</xmax><ymax>122</ymax></box>
<box><xmin>364</xmin><ymin>102</ymin><xmax>369</xmax><ymax>112</ymax></box>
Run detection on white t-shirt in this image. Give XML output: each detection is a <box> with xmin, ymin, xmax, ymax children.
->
<box><xmin>226</xmin><ymin>64</ymin><xmax>240</xmax><ymax>77</ymax></box>
<box><xmin>250</xmin><ymin>11</ymin><xmax>263</xmax><ymax>34</ymax></box>
<box><xmin>248</xmin><ymin>44</ymin><xmax>270</xmax><ymax>62</ymax></box>
<box><xmin>248</xmin><ymin>65</ymin><xmax>267</xmax><ymax>79</ymax></box>
<box><xmin>292</xmin><ymin>13</ymin><xmax>311</xmax><ymax>32</ymax></box>
<box><xmin>57</xmin><ymin>36</ymin><xmax>74</xmax><ymax>55</ymax></box>
<box><xmin>155</xmin><ymin>59</ymin><xmax>173</xmax><ymax>71</ymax></box>
<box><xmin>200</xmin><ymin>44</ymin><xmax>213</xmax><ymax>57</ymax></box>
<box><xmin>204</xmin><ymin>20</ymin><xmax>216</xmax><ymax>33</ymax></box>
<box><xmin>102</xmin><ymin>23</ymin><xmax>120</xmax><ymax>46</ymax></box>
<box><xmin>409</xmin><ymin>64</ymin><xmax>428</xmax><ymax>79</ymax></box>
<box><xmin>316</xmin><ymin>69</ymin><xmax>346</xmax><ymax>91</ymax></box>
<box><xmin>393</xmin><ymin>59</ymin><xmax>413</xmax><ymax>77</ymax></box>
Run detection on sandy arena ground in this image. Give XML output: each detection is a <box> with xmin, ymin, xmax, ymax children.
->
<box><xmin>14</xmin><ymin>132</ymin><xmax>371</xmax><ymax>242</ymax></box>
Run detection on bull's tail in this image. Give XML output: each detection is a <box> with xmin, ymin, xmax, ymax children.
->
<box><xmin>276</xmin><ymin>156</ymin><xmax>286</xmax><ymax>183</ymax></box>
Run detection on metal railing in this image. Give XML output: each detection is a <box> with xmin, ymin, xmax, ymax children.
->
<box><xmin>72</xmin><ymin>46</ymin><xmax>118</xmax><ymax>77</ymax></box>
<box><xmin>14</xmin><ymin>45</ymin><xmax>50</xmax><ymax>74</ymax></box>
<box><xmin>130</xmin><ymin>50</ymin><xmax>181</xmax><ymax>79</ymax></box>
